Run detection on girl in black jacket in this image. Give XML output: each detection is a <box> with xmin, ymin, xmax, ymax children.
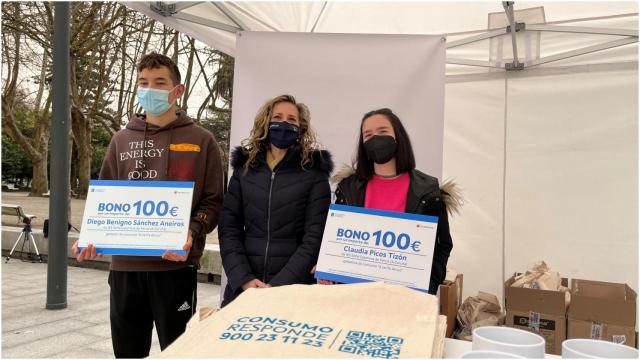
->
<box><xmin>320</xmin><ymin>108</ymin><xmax>461</xmax><ymax>294</ymax></box>
<box><xmin>219</xmin><ymin>94</ymin><xmax>333</xmax><ymax>306</ymax></box>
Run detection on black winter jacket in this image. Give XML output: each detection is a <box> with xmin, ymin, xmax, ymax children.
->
<box><xmin>219</xmin><ymin>146</ymin><xmax>333</xmax><ymax>306</ymax></box>
<box><xmin>334</xmin><ymin>168</ymin><xmax>454</xmax><ymax>295</ymax></box>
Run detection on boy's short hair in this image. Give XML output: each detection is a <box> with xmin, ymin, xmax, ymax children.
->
<box><xmin>137</xmin><ymin>52</ymin><xmax>181</xmax><ymax>86</ymax></box>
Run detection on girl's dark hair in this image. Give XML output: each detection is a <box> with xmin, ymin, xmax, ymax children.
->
<box><xmin>354</xmin><ymin>108</ymin><xmax>416</xmax><ymax>180</ymax></box>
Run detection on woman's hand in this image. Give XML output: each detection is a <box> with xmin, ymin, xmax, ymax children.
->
<box><xmin>311</xmin><ymin>265</ymin><xmax>336</xmax><ymax>285</ymax></box>
<box><xmin>317</xmin><ymin>279</ymin><xmax>336</xmax><ymax>285</ymax></box>
<box><xmin>242</xmin><ymin>279</ymin><xmax>270</xmax><ymax>290</ymax></box>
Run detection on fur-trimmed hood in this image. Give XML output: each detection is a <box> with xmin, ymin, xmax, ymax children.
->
<box><xmin>230</xmin><ymin>145</ymin><xmax>334</xmax><ymax>175</ymax></box>
<box><xmin>332</xmin><ymin>164</ymin><xmax>463</xmax><ymax>216</ymax></box>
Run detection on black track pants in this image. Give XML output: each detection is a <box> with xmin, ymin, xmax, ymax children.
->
<box><xmin>108</xmin><ymin>267</ymin><xmax>197</xmax><ymax>358</ymax></box>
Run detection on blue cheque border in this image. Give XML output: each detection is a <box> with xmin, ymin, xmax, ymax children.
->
<box><xmin>77</xmin><ymin>247</ymin><xmax>185</xmax><ymax>256</ymax></box>
<box><xmin>314</xmin><ymin>271</ymin><xmax>428</xmax><ymax>293</ymax></box>
<box><xmin>329</xmin><ymin>204</ymin><xmax>438</xmax><ymax>223</ymax></box>
<box><xmin>89</xmin><ymin>180</ymin><xmax>194</xmax><ymax>188</ymax></box>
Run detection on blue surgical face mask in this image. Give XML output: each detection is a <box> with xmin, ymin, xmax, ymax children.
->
<box><xmin>137</xmin><ymin>86</ymin><xmax>177</xmax><ymax>116</ymax></box>
<box><xmin>268</xmin><ymin>121</ymin><xmax>300</xmax><ymax>149</ymax></box>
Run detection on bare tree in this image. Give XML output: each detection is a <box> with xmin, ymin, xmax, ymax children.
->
<box><xmin>1</xmin><ymin>2</ymin><xmax>52</xmax><ymax>196</ymax></box>
<box><xmin>2</xmin><ymin>1</ymin><xmax>236</xmax><ymax>198</ymax></box>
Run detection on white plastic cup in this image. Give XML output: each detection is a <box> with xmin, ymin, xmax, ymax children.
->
<box><xmin>562</xmin><ymin>339</ymin><xmax>639</xmax><ymax>358</ymax></box>
<box><xmin>461</xmin><ymin>350</ymin><xmax>526</xmax><ymax>358</ymax></box>
<box><xmin>472</xmin><ymin>326</ymin><xmax>546</xmax><ymax>358</ymax></box>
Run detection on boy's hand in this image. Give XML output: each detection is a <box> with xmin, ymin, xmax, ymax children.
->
<box><xmin>162</xmin><ymin>231</ymin><xmax>192</xmax><ymax>262</ymax></box>
<box><xmin>72</xmin><ymin>240</ymin><xmax>102</xmax><ymax>262</ymax></box>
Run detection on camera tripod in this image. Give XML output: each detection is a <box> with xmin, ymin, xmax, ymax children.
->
<box><xmin>5</xmin><ymin>217</ymin><xmax>43</xmax><ymax>263</ymax></box>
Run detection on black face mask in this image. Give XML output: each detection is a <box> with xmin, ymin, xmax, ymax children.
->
<box><xmin>363</xmin><ymin>135</ymin><xmax>397</xmax><ymax>164</ymax></box>
<box><xmin>268</xmin><ymin>121</ymin><xmax>300</xmax><ymax>149</ymax></box>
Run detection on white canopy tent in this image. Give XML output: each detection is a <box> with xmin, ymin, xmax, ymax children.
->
<box><xmin>123</xmin><ymin>1</ymin><xmax>638</xmax><ymax>71</ymax></box>
<box><xmin>123</xmin><ymin>1</ymin><xmax>639</xmax><ymax>303</ymax></box>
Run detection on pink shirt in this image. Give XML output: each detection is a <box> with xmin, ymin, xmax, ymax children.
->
<box><xmin>364</xmin><ymin>172</ymin><xmax>410</xmax><ymax>212</ymax></box>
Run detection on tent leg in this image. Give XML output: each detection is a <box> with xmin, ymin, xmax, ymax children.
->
<box><xmin>503</xmin><ymin>1</ymin><xmax>524</xmax><ymax>71</ymax></box>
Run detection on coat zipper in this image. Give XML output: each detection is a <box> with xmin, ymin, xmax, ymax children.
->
<box><xmin>336</xmin><ymin>185</ymin><xmax>353</xmax><ymax>206</ymax></box>
<box><xmin>335</xmin><ymin>187</ymin><xmax>344</xmax><ymax>204</ymax></box>
<box><xmin>263</xmin><ymin>171</ymin><xmax>276</xmax><ymax>283</ymax></box>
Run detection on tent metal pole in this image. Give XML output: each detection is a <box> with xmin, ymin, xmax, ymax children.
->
<box><xmin>501</xmin><ymin>73</ymin><xmax>509</xmax><ymax>305</ymax></box>
<box><xmin>174</xmin><ymin>2</ymin><xmax>203</xmax><ymax>13</ymax></box>
<box><xmin>503</xmin><ymin>1</ymin><xmax>523</xmax><ymax>71</ymax></box>
<box><xmin>446</xmin><ymin>58</ymin><xmax>503</xmax><ymax>68</ymax></box>
<box><xmin>311</xmin><ymin>1</ymin><xmax>328</xmax><ymax>33</ymax></box>
<box><xmin>526</xmin><ymin>36</ymin><xmax>638</xmax><ymax>67</ymax></box>
<box><xmin>446</xmin><ymin>28</ymin><xmax>508</xmax><ymax>49</ymax></box>
<box><xmin>444</xmin><ymin>23</ymin><xmax>637</xmax><ymax>50</ymax></box>
<box><xmin>526</xmin><ymin>24</ymin><xmax>638</xmax><ymax>37</ymax></box>
<box><xmin>212</xmin><ymin>1</ymin><xmax>249</xmax><ymax>31</ymax></box>
<box><xmin>174</xmin><ymin>12</ymin><xmax>240</xmax><ymax>33</ymax></box>
<box><xmin>441</xmin><ymin>12</ymin><xmax>637</xmax><ymax>39</ymax></box>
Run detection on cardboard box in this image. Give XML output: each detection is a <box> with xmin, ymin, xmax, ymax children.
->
<box><xmin>439</xmin><ymin>273</ymin><xmax>463</xmax><ymax>338</ymax></box>
<box><xmin>568</xmin><ymin>279</ymin><xmax>637</xmax><ymax>348</ymax></box>
<box><xmin>504</xmin><ymin>274</ymin><xmax>568</xmax><ymax>355</ymax></box>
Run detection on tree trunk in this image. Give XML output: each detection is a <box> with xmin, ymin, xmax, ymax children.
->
<box><xmin>76</xmin><ymin>143</ymin><xmax>91</xmax><ymax>198</ymax></box>
<box><xmin>128</xmin><ymin>20</ymin><xmax>155</xmax><ymax>117</ymax></box>
<box><xmin>181</xmin><ymin>37</ymin><xmax>196</xmax><ymax>110</ymax></box>
<box><xmin>71</xmin><ymin>105</ymin><xmax>91</xmax><ymax>199</ymax></box>
<box><xmin>34</xmin><ymin>55</ymin><xmax>48</xmax><ymax>111</ymax></box>
<box><xmin>30</xmin><ymin>153</ymin><xmax>48</xmax><ymax>196</ymax></box>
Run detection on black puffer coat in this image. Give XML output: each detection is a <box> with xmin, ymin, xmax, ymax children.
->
<box><xmin>334</xmin><ymin>167</ymin><xmax>456</xmax><ymax>295</ymax></box>
<box><xmin>219</xmin><ymin>145</ymin><xmax>333</xmax><ymax>306</ymax></box>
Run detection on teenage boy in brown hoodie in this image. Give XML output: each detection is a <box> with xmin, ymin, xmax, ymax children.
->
<box><xmin>72</xmin><ymin>52</ymin><xmax>224</xmax><ymax>358</ymax></box>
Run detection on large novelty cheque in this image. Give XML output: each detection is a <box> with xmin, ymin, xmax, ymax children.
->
<box><xmin>78</xmin><ymin>180</ymin><xmax>194</xmax><ymax>256</ymax></box>
<box><xmin>315</xmin><ymin>204</ymin><xmax>438</xmax><ymax>292</ymax></box>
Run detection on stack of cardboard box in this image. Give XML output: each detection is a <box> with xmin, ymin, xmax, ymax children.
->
<box><xmin>568</xmin><ymin>279</ymin><xmax>637</xmax><ymax>348</ymax></box>
<box><xmin>504</xmin><ymin>274</ymin><xmax>569</xmax><ymax>355</ymax></box>
<box><xmin>504</xmin><ymin>272</ymin><xmax>638</xmax><ymax>355</ymax></box>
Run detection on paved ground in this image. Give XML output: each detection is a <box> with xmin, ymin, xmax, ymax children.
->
<box><xmin>1</xmin><ymin>260</ymin><xmax>221</xmax><ymax>358</ymax></box>
<box><xmin>1</xmin><ymin>191</ymin><xmax>219</xmax><ymax>244</ymax></box>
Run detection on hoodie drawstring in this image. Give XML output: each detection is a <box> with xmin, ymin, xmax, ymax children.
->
<box><xmin>141</xmin><ymin>122</ymin><xmax>148</xmax><ymax>175</ymax></box>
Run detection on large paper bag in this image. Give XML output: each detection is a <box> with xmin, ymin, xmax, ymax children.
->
<box><xmin>156</xmin><ymin>282</ymin><xmax>442</xmax><ymax>358</ymax></box>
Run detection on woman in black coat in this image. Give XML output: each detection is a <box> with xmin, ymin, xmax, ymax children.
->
<box><xmin>219</xmin><ymin>94</ymin><xmax>333</xmax><ymax>306</ymax></box>
<box><xmin>320</xmin><ymin>108</ymin><xmax>461</xmax><ymax>294</ymax></box>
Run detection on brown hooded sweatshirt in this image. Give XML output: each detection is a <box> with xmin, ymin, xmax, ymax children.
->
<box><xmin>99</xmin><ymin>111</ymin><xmax>223</xmax><ymax>271</ymax></box>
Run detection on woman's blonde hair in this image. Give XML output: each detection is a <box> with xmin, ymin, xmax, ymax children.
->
<box><xmin>240</xmin><ymin>94</ymin><xmax>318</xmax><ymax>173</ymax></box>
